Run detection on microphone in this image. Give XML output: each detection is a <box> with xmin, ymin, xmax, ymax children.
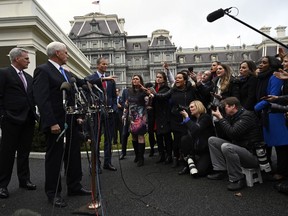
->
<box><xmin>70</xmin><ymin>77</ymin><xmax>80</xmax><ymax>94</ymax></box>
<box><xmin>60</xmin><ymin>82</ymin><xmax>71</xmax><ymax>107</ymax></box>
<box><xmin>85</xmin><ymin>81</ymin><xmax>97</xmax><ymax>104</ymax></box>
<box><xmin>93</xmin><ymin>84</ymin><xmax>103</xmax><ymax>94</ymax></box>
<box><xmin>79</xmin><ymin>86</ymin><xmax>88</xmax><ymax>103</ymax></box>
<box><xmin>207</xmin><ymin>7</ymin><xmax>232</xmax><ymax>22</ymax></box>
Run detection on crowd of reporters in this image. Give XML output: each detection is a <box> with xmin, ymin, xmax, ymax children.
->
<box><xmin>121</xmin><ymin>50</ymin><xmax>288</xmax><ymax>193</ymax></box>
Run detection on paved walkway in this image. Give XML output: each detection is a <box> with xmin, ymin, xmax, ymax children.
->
<box><xmin>0</xmin><ymin>150</ymin><xmax>287</xmax><ymax>216</ymax></box>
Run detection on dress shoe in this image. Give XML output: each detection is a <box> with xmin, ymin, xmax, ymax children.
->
<box><xmin>103</xmin><ymin>164</ymin><xmax>117</xmax><ymax>171</ymax></box>
<box><xmin>0</xmin><ymin>187</ymin><xmax>9</xmax><ymax>199</ymax></box>
<box><xmin>119</xmin><ymin>153</ymin><xmax>126</xmax><ymax>160</ymax></box>
<box><xmin>274</xmin><ymin>180</ymin><xmax>288</xmax><ymax>194</ymax></box>
<box><xmin>156</xmin><ymin>153</ymin><xmax>166</xmax><ymax>164</ymax></box>
<box><xmin>68</xmin><ymin>187</ymin><xmax>91</xmax><ymax>196</ymax></box>
<box><xmin>178</xmin><ymin>166</ymin><xmax>189</xmax><ymax>175</ymax></box>
<box><xmin>19</xmin><ymin>180</ymin><xmax>36</xmax><ymax>190</ymax></box>
<box><xmin>48</xmin><ymin>196</ymin><xmax>67</xmax><ymax>208</ymax></box>
<box><xmin>227</xmin><ymin>178</ymin><xmax>246</xmax><ymax>191</ymax></box>
<box><xmin>207</xmin><ymin>171</ymin><xmax>227</xmax><ymax>180</ymax></box>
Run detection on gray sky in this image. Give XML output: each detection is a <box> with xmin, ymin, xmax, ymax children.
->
<box><xmin>36</xmin><ymin>0</ymin><xmax>287</xmax><ymax>48</ymax></box>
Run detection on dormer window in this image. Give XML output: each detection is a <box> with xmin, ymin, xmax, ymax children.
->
<box><xmin>159</xmin><ymin>40</ymin><xmax>165</xmax><ymax>46</ymax></box>
<box><xmin>133</xmin><ymin>43</ymin><xmax>140</xmax><ymax>50</ymax></box>
<box><xmin>90</xmin><ymin>18</ymin><xmax>100</xmax><ymax>32</ymax></box>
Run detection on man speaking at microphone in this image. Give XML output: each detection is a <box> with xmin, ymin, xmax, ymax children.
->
<box><xmin>85</xmin><ymin>57</ymin><xmax>118</xmax><ymax>173</ymax></box>
<box><xmin>33</xmin><ymin>41</ymin><xmax>90</xmax><ymax>208</ymax></box>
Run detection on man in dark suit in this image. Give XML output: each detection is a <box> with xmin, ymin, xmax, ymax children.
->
<box><xmin>0</xmin><ymin>48</ymin><xmax>37</xmax><ymax>199</ymax></box>
<box><xmin>113</xmin><ymin>88</ymin><xmax>123</xmax><ymax>145</ymax></box>
<box><xmin>33</xmin><ymin>41</ymin><xmax>90</xmax><ymax>207</ymax></box>
<box><xmin>85</xmin><ymin>57</ymin><xmax>117</xmax><ymax>172</ymax></box>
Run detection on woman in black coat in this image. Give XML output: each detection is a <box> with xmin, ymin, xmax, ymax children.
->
<box><xmin>152</xmin><ymin>72</ymin><xmax>173</xmax><ymax>164</ymax></box>
<box><xmin>237</xmin><ymin>60</ymin><xmax>258</xmax><ymax>111</ymax></box>
<box><xmin>149</xmin><ymin>71</ymin><xmax>198</xmax><ymax>167</ymax></box>
<box><xmin>179</xmin><ymin>100</ymin><xmax>215</xmax><ymax>177</ymax></box>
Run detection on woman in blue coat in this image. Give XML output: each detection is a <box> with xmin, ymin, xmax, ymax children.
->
<box><xmin>254</xmin><ymin>56</ymin><xmax>288</xmax><ymax>181</ymax></box>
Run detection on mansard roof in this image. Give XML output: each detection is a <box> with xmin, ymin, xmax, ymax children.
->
<box><xmin>69</xmin><ymin>13</ymin><xmax>123</xmax><ymax>37</ymax></box>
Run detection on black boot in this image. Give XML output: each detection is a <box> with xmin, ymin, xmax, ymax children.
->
<box><xmin>137</xmin><ymin>143</ymin><xmax>145</xmax><ymax>167</ymax></box>
<box><xmin>171</xmin><ymin>157</ymin><xmax>179</xmax><ymax>168</ymax></box>
<box><xmin>164</xmin><ymin>155</ymin><xmax>173</xmax><ymax>164</ymax></box>
<box><xmin>156</xmin><ymin>152</ymin><xmax>165</xmax><ymax>163</ymax></box>
<box><xmin>132</xmin><ymin>141</ymin><xmax>139</xmax><ymax>163</ymax></box>
<box><xmin>149</xmin><ymin>148</ymin><xmax>155</xmax><ymax>157</ymax></box>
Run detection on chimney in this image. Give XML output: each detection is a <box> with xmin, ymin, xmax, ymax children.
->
<box><xmin>260</xmin><ymin>26</ymin><xmax>271</xmax><ymax>41</ymax></box>
<box><xmin>275</xmin><ymin>26</ymin><xmax>286</xmax><ymax>38</ymax></box>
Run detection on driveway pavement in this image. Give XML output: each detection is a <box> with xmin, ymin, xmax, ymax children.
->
<box><xmin>0</xmin><ymin>149</ymin><xmax>287</xmax><ymax>216</ymax></box>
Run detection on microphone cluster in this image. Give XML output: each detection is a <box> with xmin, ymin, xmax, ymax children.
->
<box><xmin>60</xmin><ymin>79</ymin><xmax>104</xmax><ymax>115</ymax></box>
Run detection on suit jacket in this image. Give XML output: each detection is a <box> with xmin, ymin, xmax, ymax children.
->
<box><xmin>33</xmin><ymin>61</ymin><xmax>80</xmax><ymax>132</ymax></box>
<box><xmin>85</xmin><ymin>72</ymin><xmax>117</xmax><ymax>112</ymax></box>
<box><xmin>0</xmin><ymin>66</ymin><xmax>36</xmax><ymax>124</ymax></box>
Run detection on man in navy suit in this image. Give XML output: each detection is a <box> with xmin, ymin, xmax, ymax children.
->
<box><xmin>85</xmin><ymin>57</ymin><xmax>117</xmax><ymax>172</ymax></box>
<box><xmin>33</xmin><ymin>41</ymin><xmax>90</xmax><ymax>207</ymax></box>
<box><xmin>0</xmin><ymin>48</ymin><xmax>37</xmax><ymax>199</ymax></box>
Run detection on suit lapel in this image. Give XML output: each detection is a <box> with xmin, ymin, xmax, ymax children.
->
<box><xmin>9</xmin><ymin>66</ymin><xmax>26</xmax><ymax>92</ymax></box>
<box><xmin>47</xmin><ymin>62</ymin><xmax>68</xmax><ymax>83</ymax></box>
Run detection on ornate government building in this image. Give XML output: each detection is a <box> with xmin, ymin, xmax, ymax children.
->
<box><xmin>68</xmin><ymin>12</ymin><xmax>288</xmax><ymax>89</ymax></box>
<box><xmin>0</xmin><ymin>0</ymin><xmax>287</xmax><ymax>90</ymax></box>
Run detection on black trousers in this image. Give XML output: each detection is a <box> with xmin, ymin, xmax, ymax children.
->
<box><xmin>45</xmin><ymin>117</ymin><xmax>82</xmax><ymax>199</ymax></box>
<box><xmin>180</xmin><ymin>134</ymin><xmax>212</xmax><ymax>176</ymax></box>
<box><xmin>0</xmin><ymin>117</ymin><xmax>35</xmax><ymax>188</ymax></box>
<box><xmin>275</xmin><ymin>145</ymin><xmax>288</xmax><ymax>177</ymax></box>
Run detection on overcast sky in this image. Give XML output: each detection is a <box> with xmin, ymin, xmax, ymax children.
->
<box><xmin>36</xmin><ymin>0</ymin><xmax>287</xmax><ymax>48</ymax></box>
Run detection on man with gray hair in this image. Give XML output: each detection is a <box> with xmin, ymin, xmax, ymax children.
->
<box><xmin>33</xmin><ymin>41</ymin><xmax>90</xmax><ymax>208</ymax></box>
<box><xmin>0</xmin><ymin>47</ymin><xmax>37</xmax><ymax>199</ymax></box>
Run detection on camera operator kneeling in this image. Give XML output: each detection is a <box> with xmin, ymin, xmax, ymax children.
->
<box><xmin>207</xmin><ymin>97</ymin><xmax>265</xmax><ymax>191</ymax></box>
<box><xmin>179</xmin><ymin>100</ymin><xmax>215</xmax><ymax>177</ymax></box>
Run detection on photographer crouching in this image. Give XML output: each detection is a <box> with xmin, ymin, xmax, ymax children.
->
<box><xmin>207</xmin><ymin>97</ymin><xmax>266</xmax><ymax>191</ymax></box>
<box><xmin>179</xmin><ymin>100</ymin><xmax>215</xmax><ymax>177</ymax></box>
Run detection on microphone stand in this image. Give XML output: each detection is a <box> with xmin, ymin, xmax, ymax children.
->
<box><xmin>73</xmin><ymin>87</ymin><xmax>103</xmax><ymax>216</ymax></box>
<box><xmin>224</xmin><ymin>10</ymin><xmax>288</xmax><ymax>49</ymax></box>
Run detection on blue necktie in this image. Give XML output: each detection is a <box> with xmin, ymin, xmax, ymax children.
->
<box><xmin>59</xmin><ymin>66</ymin><xmax>69</xmax><ymax>82</ymax></box>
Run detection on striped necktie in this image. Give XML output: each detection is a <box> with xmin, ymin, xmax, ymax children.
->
<box><xmin>18</xmin><ymin>71</ymin><xmax>27</xmax><ymax>91</ymax></box>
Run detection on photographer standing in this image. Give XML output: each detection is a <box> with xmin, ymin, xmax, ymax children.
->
<box><xmin>207</xmin><ymin>97</ymin><xmax>262</xmax><ymax>191</ymax></box>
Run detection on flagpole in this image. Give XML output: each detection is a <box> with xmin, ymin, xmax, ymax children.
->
<box><xmin>237</xmin><ymin>35</ymin><xmax>241</xmax><ymax>48</ymax></box>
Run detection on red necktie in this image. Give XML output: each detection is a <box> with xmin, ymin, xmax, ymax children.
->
<box><xmin>101</xmin><ymin>75</ymin><xmax>106</xmax><ymax>89</ymax></box>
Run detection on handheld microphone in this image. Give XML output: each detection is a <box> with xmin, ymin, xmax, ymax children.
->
<box><xmin>93</xmin><ymin>84</ymin><xmax>103</xmax><ymax>94</ymax></box>
<box><xmin>70</xmin><ymin>77</ymin><xmax>80</xmax><ymax>93</ymax></box>
<box><xmin>207</xmin><ymin>7</ymin><xmax>232</xmax><ymax>22</ymax></box>
<box><xmin>79</xmin><ymin>86</ymin><xmax>88</xmax><ymax>103</ymax></box>
<box><xmin>60</xmin><ymin>82</ymin><xmax>71</xmax><ymax>107</ymax></box>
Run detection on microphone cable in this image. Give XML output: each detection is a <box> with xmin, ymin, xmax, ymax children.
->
<box><xmin>51</xmin><ymin>114</ymin><xmax>72</xmax><ymax>216</ymax></box>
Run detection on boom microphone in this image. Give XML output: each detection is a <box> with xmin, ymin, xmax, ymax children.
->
<box><xmin>60</xmin><ymin>82</ymin><xmax>71</xmax><ymax>107</ymax></box>
<box><xmin>207</xmin><ymin>7</ymin><xmax>232</xmax><ymax>22</ymax></box>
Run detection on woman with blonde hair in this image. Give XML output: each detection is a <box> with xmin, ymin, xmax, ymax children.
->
<box><xmin>211</xmin><ymin>63</ymin><xmax>240</xmax><ymax>107</ymax></box>
<box><xmin>179</xmin><ymin>100</ymin><xmax>215</xmax><ymax>177</ymax></box>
